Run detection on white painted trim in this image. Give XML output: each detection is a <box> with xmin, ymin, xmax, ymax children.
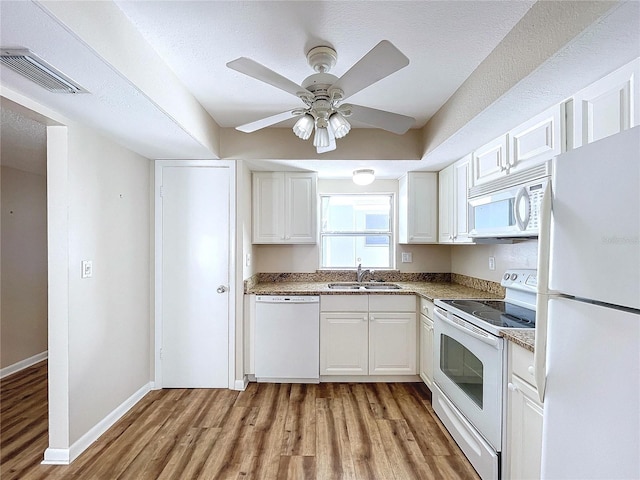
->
<box><xmin>42</xmin><ymin>448</ymin><xmax>70</xmax><ymax>465</ymax></box>
<box><xmin>154</xmin><ymin>160</ymin><xmax>237</xmax><ymax>389</ymax></box>
<box><xmin>319</xmin><ymin>374</ymin><xmax>421</xmax><ymax>383</ymax></box>
<box><xmin>42</xmin><ymin>382</ymin><xmax>152</xmax><ymax>465</ymax></box>
<box><xmin>0</xmin><ymin>351</ymin><xmax>48</xmax><ymax>379</ymax></box>
<box><xmin>234</xmin><ymin>376</ymin><xmax>249</xmax><ymax>391</ymax></box>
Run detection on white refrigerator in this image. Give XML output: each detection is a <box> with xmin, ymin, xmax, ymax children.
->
<box><xmin>535</xmin><ymin>126</ymin><xmax>640</xmax><ymax>479</ymax></box>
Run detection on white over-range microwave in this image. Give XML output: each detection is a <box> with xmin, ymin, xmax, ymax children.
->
<box><xmin>468</xmin><ymin>161</ymin><xmax>551</xmax><ymax>240</ymax></box>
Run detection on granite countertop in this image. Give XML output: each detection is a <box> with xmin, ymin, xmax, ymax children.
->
<box><xmin>246</xmin><ymin>281</ymin><xmax>501</xmax><ymax>302</ymax></box>
<box><xmin>501</xmin><ymin>329</ymin><xmax>535</xmax><ymax>352</ymax></box>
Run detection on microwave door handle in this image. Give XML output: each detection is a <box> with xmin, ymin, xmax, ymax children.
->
<box><xmin>514</xmin><ymin>187</ymin><xmax>530</xmax><ymax>231</ymax></box>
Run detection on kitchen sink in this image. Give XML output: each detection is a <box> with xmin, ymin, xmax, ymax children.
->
<box><xmin>363</xmin><ymin>283</ymin><xmax>402</xmax><ymax>290</ymax></box>
<box><xmin>327</xmin><ymin>282</ymin><xmax>402</xmax><ymax>290</ymax></box>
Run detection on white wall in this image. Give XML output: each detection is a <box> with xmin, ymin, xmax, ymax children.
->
<box><xmin>62</xmin><ymin>123</ymin><xmax>151</xmax><ymax>444</ymax></box>
<box><xmin>0</xmin><ymin>166</ymin><xmax>48</xmax><ymax>368</ymax></box>
<box><xmin>451</xmin><ymin>240</ymin><xmax>538</xmax><ymax>283</ymax></box>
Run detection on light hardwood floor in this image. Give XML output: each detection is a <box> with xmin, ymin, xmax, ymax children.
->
<box><xmin>1</xmin><ymin>361</ymin><xmax>479</xmax><ymax>479</ymax></box>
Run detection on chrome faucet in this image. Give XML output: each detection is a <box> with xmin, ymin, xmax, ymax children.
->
<box><xmin>357</xmin><ymin>263</ymin><xmax>371</xmax><ymax>282</ymax></box>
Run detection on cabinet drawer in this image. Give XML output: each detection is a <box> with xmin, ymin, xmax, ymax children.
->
<box><xmin>321</xmin><ymin>295</ymin><xmax>368</xmax><ymax>312</ymax></box>
<box><xmin>419</xmin><ymin>297</ymin><xmax>434</xmax><ymax>320</ymax></box>
<box><xmin>369</xmin><ymin>295</ymin><xmax>416</xmax><ymax>312</ymax></box>
<box><xmin>510</xmin><ymin>342</ymin><xmax>536</xmax><ymax>386</ymax></box>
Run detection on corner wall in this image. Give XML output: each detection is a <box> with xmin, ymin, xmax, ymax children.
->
<box><xmin>65</xmin><ymin>123</ymin><xmax>151</xmax><ymax>444</ymax></box>
<box><xmin>0</xmin><ymin>166</ymin><xmax>48</xmax><ymax>369</ymax></box>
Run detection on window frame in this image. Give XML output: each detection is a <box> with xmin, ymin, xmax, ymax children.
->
<box><xmin>319</xmin><ymin>193</ymin><xmax>395</xmax><ymax>270</ymax></box>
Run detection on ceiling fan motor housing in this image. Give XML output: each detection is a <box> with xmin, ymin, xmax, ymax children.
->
<box><xmin>306</xmin><ymin>46</ymin><xmax>337</xmax><ymax>73</ymax></box>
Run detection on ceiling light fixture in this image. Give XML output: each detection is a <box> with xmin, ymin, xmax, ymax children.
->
<box><xmin>293</xmin><ymin>114</ymin><xmax>314</xmax><ymax>140</ymax></box>
<box><xmin>353</xmin><ymin>169</ymin><xmax>375</xmax><ymax>186</ymax></box>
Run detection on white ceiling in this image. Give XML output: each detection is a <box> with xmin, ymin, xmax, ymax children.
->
<box><xmin>1</xmin><ymin>1</ymin><xmax>639</xmax><ymax>179</ymax></box>
<box><xmin>113</xmin><ymin>0</ymin><xmax>534</xmax><ymax>129</ymax></box>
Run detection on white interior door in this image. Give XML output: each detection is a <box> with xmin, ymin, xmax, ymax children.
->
<box><xmin>160</xmin><ymin>165</ymin><xmax>230</xmax><ymax>388</ymax></box>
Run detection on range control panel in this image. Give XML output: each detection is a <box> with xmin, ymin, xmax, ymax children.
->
<box><xmin>501</xmin><ymin>269</ymin><xmax>538</xmax><ymax>293</ymax></box>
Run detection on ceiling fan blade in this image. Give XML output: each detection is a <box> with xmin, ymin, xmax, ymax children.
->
<box><xmin>227</xmin><ymin>57</ymin><xmax>310</xmax><ymax>98</ymax></box>
<box><xmin>347</xmin><ymin>104</ymin><xmax>415</xmax><ymax>135</ymax></box>
<box><xmin>331</xmin><ymin>40</ymin><xmax>409</xmax><ymax>99</ymax></box>
<box><xmin>317</xmin><ymin>126</ymin><xmax>336</xmax><ymax>154</ymax></box>
<box><xmin>236</xmin><ymin>110</ymin><xmax>299</xmax><ymax>133</ymax></box>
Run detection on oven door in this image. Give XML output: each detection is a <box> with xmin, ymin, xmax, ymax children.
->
<box><xmin>433</xmin><ymin>307</ymin><xmax>505</xmax><ymax>450</ymax></box>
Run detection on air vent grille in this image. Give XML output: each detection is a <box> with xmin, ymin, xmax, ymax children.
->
<box><xmin>0</xmin><ymin>48</ymin><xmax>88</xmax><ymax>94</ymax></box>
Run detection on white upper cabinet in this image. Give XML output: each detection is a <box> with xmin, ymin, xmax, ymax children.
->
<box><xmin>439</xmin><ymin>154</ymin><xmax>472</xmax><ymax>244</ymax></box>
<box><xmin>252</xmin><ymin>172</ymin><xmax>317</xmax><ymax>244</ymax></box>
<box><xmin>569</xmin><ymin>58</ymin><xmax>639</xmax><ymax>149</ymax></box>
<box><xmin>398</xmin><ymin>172</ymin><xmax>438</xmax><ymax>244</ymax></box>
<box><xmin>472</xmin><ymin>104</ymin><xmax>562</xmax><ymax>188</ymax></box>
<box><xmin>508</xmin><ymin>104</ymin><xmax>562</xmax><ymax>174</ymax></box>
<box><xmin>471</xmin><ymin>134</ymin><xmax>509</xmax><ymax>186</ymax></box>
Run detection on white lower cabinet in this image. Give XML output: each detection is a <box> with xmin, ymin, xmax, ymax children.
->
<box><xmin>320</xmin><ymin>295</ymin><xmax>416</xmax><ymax>376</ymax></box>
<box><xmin>506</xmin><ymin>342</ymin><xmax>543</xmax><ymax>480</ymax></box>
<box><xmin>419</xmin><ymin>298</ymin><xmax>434</xmax><ymax>389</ymax></box>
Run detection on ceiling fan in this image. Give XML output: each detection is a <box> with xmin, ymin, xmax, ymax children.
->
<box><xmin>226</xmin><ymin>41</ymin><xmax>415</xmax><ymax>154</ymax></box>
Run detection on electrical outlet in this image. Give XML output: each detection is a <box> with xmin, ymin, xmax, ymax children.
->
<box><xmin>488</xmin><ymin>256</ymin><xmax>496</xmax><ymax>271</ymax></box>
<box><xmin>401</xmin><ymin>252</ymin><xmax>413</xmax><ymax>263</ymax></box>
<box><xmin>81</xmin><ymin>260</ymin><xmax>93</xmax><ymax>278</ymax></box>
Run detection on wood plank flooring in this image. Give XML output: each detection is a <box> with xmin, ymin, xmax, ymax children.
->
<box><xmin>1</xmin><ymin>362</ymin><xmax>479</xmax><ymax>479</ymax></box>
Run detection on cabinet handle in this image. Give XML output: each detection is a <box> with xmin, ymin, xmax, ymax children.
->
<box><xmin>527</xmin><ymin>366</ymin><xmax>535</xmax><ymax>375</ymax></box>
<box><xmin>363</xmin><ymin>316</ymin><xmax>368</xmax><ymax>322</ymax></box>
<box><xmin>370</xmin><ymin>315</ymin><xmax>375</xmax><ymax>321</ymax></box>
<box><xmin>508</xmin><ymin>382</ymin><xmax>518</xmax><ymax>392</ymax></box>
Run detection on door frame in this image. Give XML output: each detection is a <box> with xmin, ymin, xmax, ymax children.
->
<box><xmin>154</xmin><ymin>160</ymin><xmax>236</xmax><ymax>389</ymax></box>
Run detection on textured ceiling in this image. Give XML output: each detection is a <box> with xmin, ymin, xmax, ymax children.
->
<box><xmin>0</xmin><ymin>1</ymin><xmax>638</xmax><ymax>179</ymax></box>
<box><xmin>0</xmin><ymin>99</ymin><xmax>48</xmax><ymax>176</ymax></box>
<box><xmin>113</xmin><ymin>1</ymin><xmax>535</xmax><ymax>130</ymax></box>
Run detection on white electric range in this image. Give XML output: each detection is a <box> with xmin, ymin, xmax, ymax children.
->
<box><xmin>432</xmin><ymin>269</ymin><xmax>537</xmax><ymax>480</ymax></box>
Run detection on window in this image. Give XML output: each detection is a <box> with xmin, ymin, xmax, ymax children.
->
<box><xmin>320</xmin><ymin>194</ymin><xmax>393</xmax><ymax>269</ymax></box>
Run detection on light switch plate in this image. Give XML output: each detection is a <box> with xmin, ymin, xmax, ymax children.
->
<box><xmin>81</xmin><ymin>260</ymin><xmax>93</xmax><ymax>278</ymax></box>
<box><xmin>401</xmin><ymin>252</ymin><xmax>413</xmax><ymax>263</ymax></box>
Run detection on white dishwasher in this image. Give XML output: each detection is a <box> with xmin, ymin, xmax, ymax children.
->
<box><xmin>254</xmin><ymin>295</ymin><xmax>320</xmax><ymax>382</ymax></box>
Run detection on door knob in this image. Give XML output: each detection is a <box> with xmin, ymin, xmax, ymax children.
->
<box><xmin>217</xmin><ymin>285</ymin><xmax>228</xmax><ymax>293</ymax></box>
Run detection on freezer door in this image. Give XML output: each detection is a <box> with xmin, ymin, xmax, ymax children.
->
<box><xmin>549</xmin><ymin>126</ymin><xmax>639</xmax><ymax>309</ymax></box>
<box><xmin>541</xmin><ymin>297</ymin><xmax>640</xmax><ymax>479</ymax></box>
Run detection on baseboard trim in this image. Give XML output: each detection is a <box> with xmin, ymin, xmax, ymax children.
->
<box><xmin>234</xmin><ymin>376</ymin><xmax>249</xmax><ymax>391</ymax></box>
<box><xmin>42</xmin><ymin>381</ymin><xmax>152</xmax><ymax>465</ymax></box>
<box><xmin>0</xmin><ymin>351</ymin><xmax>48</xmax><ymax>379</ymax></box>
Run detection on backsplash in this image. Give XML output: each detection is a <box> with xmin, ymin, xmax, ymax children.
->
<box><xmin>245</xmin><ymin>271</ymin><xmax>504</xmax><ymax>295</ymax></box>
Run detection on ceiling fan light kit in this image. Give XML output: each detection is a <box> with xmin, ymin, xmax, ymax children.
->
<box><xmin>353</xmin><ymin>169</ymin><xmax>375</xmax><ymax>185</ymax></box>
<box><xmin>293</xmin><ymin>114</ymin><xmax>314</xmax><ymax>140</ymax></box>
<box><xmin>227</xmin><ymin>40</ymin><xmax>415</xmax><ymax>154</ymax></box>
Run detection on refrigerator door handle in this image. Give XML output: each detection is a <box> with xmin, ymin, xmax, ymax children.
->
<box><xmin>534</xmin><ymin>182</ymin><xmax>553</xmax><ymax>403</ymax></box>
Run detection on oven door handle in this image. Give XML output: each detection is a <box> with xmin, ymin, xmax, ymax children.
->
<box><xmin>434</xmin><ymin>308</ymin><xmax>501</xmax><ymax>349</ymax></box>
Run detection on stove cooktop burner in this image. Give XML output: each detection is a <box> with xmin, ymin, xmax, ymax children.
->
<box><xmin>441</xmin><ymin>299</ymin><xmax>535</xmax><ymax>329</ymax></box>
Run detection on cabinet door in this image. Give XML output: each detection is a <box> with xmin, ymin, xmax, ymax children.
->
<box><xmin>419</xmin><ymin>316</ymin><xmax>434</xmax><ymax>389</ymax></box>
<box><xmin>453</xmin><ymin>156</ymin><xmax>472</xmax><ymax>243</ymax></box>
<box><xmin>472</xmin><ymin>134</ymin><xmax>509</xmax><ymax>186</ymax></box>
<box><xmin>438</xmin><ymin>164</ymin><xmax>454</xmax><ymax>243</ymax></box>
<box><xmin>285</xmin><ymin>173</ymin><xmax>317</xmax><ymax>243</ymax></box>
<box><xmin>320</xmin><ymin>312</ymin><xmax>368</xmax><ymax>375</ymax></box>
<box><xmin>369</xmin><ymin>312</ymin><xmax>417</xmax><ymax>375</ymax></box>
<box><xmin>399</xmin><ymin>172</ymin><xmax>438</xmax><ymax>244</ymax></box>
<box><xmin>252</xmin><ymin>173</ymin><xmax>285</xmax><ymax>243</ymax></box>
<box><xmin>507</xmin><ymin>374</ymin><xmax>543</xmax><ymax>480</ymax></box>
<box><xmin>509</xmin><ymin>105</ymin><xmax>562</xmax><ymax>173</ymax></box>
<box><xmin>571</xmin><ymin>58</ymin><xmax>639</xmax><ymax>148</ymax></box>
